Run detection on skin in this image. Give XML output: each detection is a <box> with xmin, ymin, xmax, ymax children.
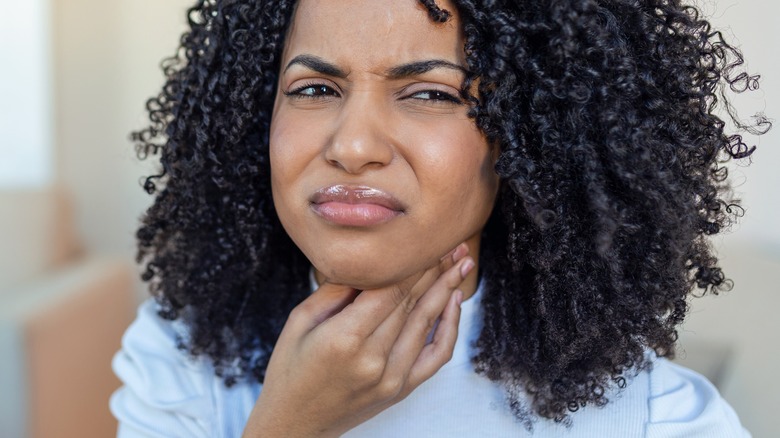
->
<box><xmin>269</xmin><ymin>0</ymin><xmax>500</xmax><ymax>297</ymax></box>
<box><xmin>245</xmin><ymin>0</ymin><xmax>500</xmax><ymax>436</ymax></box>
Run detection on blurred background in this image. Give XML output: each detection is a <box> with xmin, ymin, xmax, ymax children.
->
<box><xmin>0</xmin><ymin>0</ymin><xmax>777</xmax><ymax>436</ymax></box>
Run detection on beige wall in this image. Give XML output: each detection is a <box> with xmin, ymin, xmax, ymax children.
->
<box><xmin>0</xmin><ymin>190</ymin><xmax>80</xmax><ymax>291</ymax></box>
<box><xmin>53</xmin><ymin>0</ymin><xmax>192</xmax><ymax>260</ymax></box>
<box><xmin>677</xmin><ymin>247</ymin><xmax>780</xmax><ymax>438</ymax></box>
<box><xmin>706</xmin><ymin>0</ymin><xmax>780</xmax><ymax>252</ymax></box>
<box><xmin>682</xmin><ymin>2</ymin><xmax>780</xmax><ymax>435</ymax></box>
<box><xmin>0</xmin><ymin>2</ymin><xmax>191</xmax><ymax>437</ymax></box>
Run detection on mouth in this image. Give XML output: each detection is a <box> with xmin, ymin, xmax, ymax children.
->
<box><xmin>309</xmin><ymin>184</ymin><xmax>406</xmax><ymax>227</ymax></box>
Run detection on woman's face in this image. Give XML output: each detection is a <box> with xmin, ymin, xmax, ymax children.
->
<box><xmin>270</xmin><ymin>0</ymin><xmax>499</xmax><ymax>289</ymax></box>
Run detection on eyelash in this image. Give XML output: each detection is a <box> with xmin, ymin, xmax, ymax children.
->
<box><xmin>283</xmin><ymin>83</ymin><xmax>462</xmax><ymax>104</ymax></box>
<box><xmin>284</xmin><ymin>83</ymin><xmax>340</xmax><ymax>98</ymax></box>
<box><xmin>406</xmin><ymin>89</ymin><xmax>462</xmax><ymax>104</ymax></box>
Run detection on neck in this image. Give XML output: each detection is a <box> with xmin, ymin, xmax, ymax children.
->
<box><xmin>313</xmin><ymin>232</ymin><xmax>482</xmax><ymax>302</ymax></box>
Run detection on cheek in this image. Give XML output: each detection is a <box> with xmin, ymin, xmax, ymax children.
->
<box><xmin>269</xmin><ymin>112</ymin><xmax>315</xmax><ymax>195</ymax></box>
<box><xmin>419</xmin><ymin>128</ymin><xmax>497</xmax><ymax>205</ymax></box>
<box><xmin>407</xmin><ymin>127</ymin><xmax>498</xmax><ymax>244</ymax></box>
<box><xmin>269</xmin><ymin>114</ymin><xmax>306</xmax><ymax>230</ymax></box>
<box><xmin>269</xmin><ymin>118</ymin><xmax>294</xmax><ymax>179</ymax></box>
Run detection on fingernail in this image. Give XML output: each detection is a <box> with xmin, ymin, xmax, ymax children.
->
<box><xmin>452</xmin><ymin>243</ymin><xmax>469</xmax><ymax>262</ymax></box>
<box><xmin>455</xmin><ymin>289</ymin><xmax>464</xmax><ymax>307</ymax></box>
<box><xmin>460</xmin><ymin>258</ymin><xmax>475</xmax><ymax>278</ymax></box>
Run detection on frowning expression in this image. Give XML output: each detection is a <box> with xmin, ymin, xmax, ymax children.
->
<box><xmin>269</xmin><ymin>0</ymin><xmax>500</xmax><ymax>289</ymax></box>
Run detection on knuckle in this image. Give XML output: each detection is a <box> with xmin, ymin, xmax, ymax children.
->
<box><xmin>445</xmin><ymin>265</ymin><xmax>464</xmax><ymax>288</ymax></box>
<box><xmin>396</xmin><ymin>385</ymin><xmax>414</xmax><ymax>401</ymax></box>
<box><xmin>376</xmin><ymin>377</ymin><xmax>404</xmax><ymax>400</ymax></box>
<box><xmin>422</xmin><ymin>315</ymin><xmax>438</xmax><ymax>334</ymax></box>
<box><xmin>436</xmin><ymin>259</ymin><xmax>450</xmax><ymax>276</ymax></box>
<box><xmin>401</xmin><ymin>295</ymin><xmax>417</xmax><ymax>315</ymax></box>
<box><xmin>435</xmin><ymin>345</ymin><xmax>454</xmax><ymax>364</ymax></box>
<box><xmin>288</xmin><ymin>303</ymin><xmax>309</xmax><ymax>322</ymax></box>
<box><xmin>442</xmin><ymin>348</ymin><xmax>454</xmax><ymax>363</ymax></box>
<box><xmin>354</xmin><ymin>355</ymin><xmax>385</xmax><ymax>385</ymax></box>
<box><xmin>330</xmin><ymin>332</ymin><xmax>362</xmax><ymax>357</ymax></box>
<box><xmin>390</xmin><ymin>285</ymin><xmax>408</xmax><ymax>307</ymax></box>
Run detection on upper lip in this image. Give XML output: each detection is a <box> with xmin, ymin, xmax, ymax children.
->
<box><xmin>310</xmin><ymin>184</ymin><xmax>406</xmax><ymax>212</ymax></box>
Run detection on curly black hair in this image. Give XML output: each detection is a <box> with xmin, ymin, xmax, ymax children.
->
<box><xmin>133</xmin><ymin>0</ymin><xmax>768</xmax><ymax>425</ymax></box>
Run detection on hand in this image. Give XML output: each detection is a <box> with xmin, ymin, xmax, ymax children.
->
<box><xmin>242</xmin><ymin>243</ymin><xmax>475</xmax><ymax>437</ymax></box>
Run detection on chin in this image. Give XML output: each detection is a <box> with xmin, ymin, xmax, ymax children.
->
<box><xmin>310</xmin><ymin>254</ymin><xmax>414</xmax><ymax>291</ymax></box>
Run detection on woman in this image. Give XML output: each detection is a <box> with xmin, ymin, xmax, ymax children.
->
<box><xmin>111</xmin><ymin>0</ymin><xmax>765</xmax><ymax>436</ymax></box>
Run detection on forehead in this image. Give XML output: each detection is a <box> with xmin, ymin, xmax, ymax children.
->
<box><xmin>282</xmin><ymin>0</ymin><xmax>465</xmax><ymax>70</ymax></box>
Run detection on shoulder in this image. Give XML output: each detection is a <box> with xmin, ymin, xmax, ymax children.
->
<box><xmin>645</xmin><ymin>357</ymin><xmax>750</xmax><ymax>438</ymax></box>
<box><xmin>110</xmin><ymin>299</ymin><xmax>218</xmax><ymax>437</ymax></box>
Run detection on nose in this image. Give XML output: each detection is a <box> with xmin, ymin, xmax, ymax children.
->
<box><xmin>324</xmin><ymin>95</ymin><xmax>394</xmax><ymax>174</ymax></box>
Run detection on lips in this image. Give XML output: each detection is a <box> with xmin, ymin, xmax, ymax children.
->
<box><xmin>310</xmin><ymin>185</ymin><xmax>405</xmax><ymax>227</ymax></box>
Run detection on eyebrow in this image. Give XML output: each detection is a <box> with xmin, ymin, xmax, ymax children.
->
<box><xmin>386</xmin><ymin>59</ymin><xmax>467</xmax><ymax>79</ymax></box>
<box><xmin>283</xmin><ymin>54</ymin><xmax>467</xmax><ymax>79</ymax></box>
<box><xmin>284</xmin><ymin>54</ymin><xmax>348</xmax><ymax>78</ymax></box>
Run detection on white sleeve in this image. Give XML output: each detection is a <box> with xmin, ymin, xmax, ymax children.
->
<box><xmin>646</xmin><ymin>359</ymin><xmax>750</xmax><ymax>438</ymax></box>
<box><xmin>110</xmin><ymin>300</ymin><xmax>217</xmax><ymax>438</ymax></box>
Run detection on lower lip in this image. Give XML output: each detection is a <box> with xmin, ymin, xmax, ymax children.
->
<box><xmin>312</xmin><ymin>202</ymin><xmax>402</xmax><ymax>227</ymax></box>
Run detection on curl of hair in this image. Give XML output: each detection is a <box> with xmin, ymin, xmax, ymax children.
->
<box><xmin>133</xmin><ymin>0</ymin><xmax>767</xmax><ymax>424</ymax></box>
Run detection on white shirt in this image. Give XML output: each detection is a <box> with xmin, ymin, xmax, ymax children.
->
<box><xmin>110</xmin><ymin>284</ymin><xmax>750</xmax><ymax>437</ymax></box>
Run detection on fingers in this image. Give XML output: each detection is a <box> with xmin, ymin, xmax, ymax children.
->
<box><xmin>378</xmin><ymin>254</ymin><xmax>472</xmax><ymax>376</ymax></box>
<box><xmin>391</xmin><ymin>242</ymin><xmax>470</xmax><ymax>309</ymax></box>
<box><xmin>405</xmin><ymin>287</ymin><xmax>463</xmax><ymax>389</ymax></box>
<box><xmin>383</xmin><ymin>241</ymin><xmax>468</xmax><ymax>311</ymax></box>
<box><xmin>331</xmin><ymin>242</ymin><xmax>470</xmax><ymax>339</ymax></box>
<box><xmin>359</xmin><ymin>243</ymin><xmax>470</xmax><ymax>346</ymax></box>
<box><xmin>286</xmin><ymin>282</ymin><xmax>360</xmax><ymax>334</ymax></box>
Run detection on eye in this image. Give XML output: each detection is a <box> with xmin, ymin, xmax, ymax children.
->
<box><xmin>408</xmin><ymin>89</ymin><xmax>462</xmax><ymax>104</ymax></box>
<box><xmin>284</xmin><ymin>83</ymin><xmax>340</xmax><ymax>98</ymax></box>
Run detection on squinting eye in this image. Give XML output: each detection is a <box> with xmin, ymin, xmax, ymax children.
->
<box><xmin>409</xmin><ymin>90</ymin><xmax>461</xmax><ymax>103</ymax></box>
<box><xmin>285</xmin><ymin>84</ymin><xmax>340</xmax><ymax>98</ymax></box>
